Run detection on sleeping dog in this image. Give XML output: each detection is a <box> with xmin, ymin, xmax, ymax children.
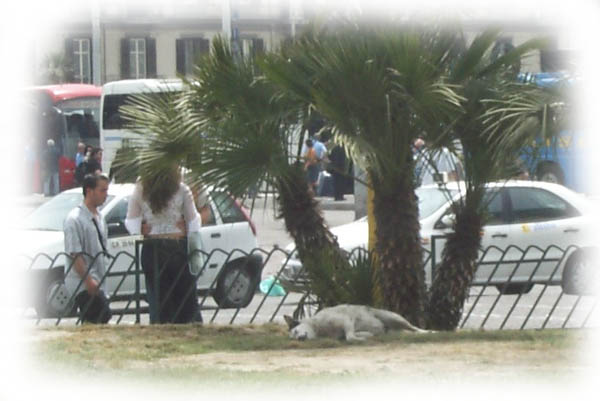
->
<box><xmin>284</xmin><ymin>304</ymin><xmax>429</xmax><ymax>341</ymax></box>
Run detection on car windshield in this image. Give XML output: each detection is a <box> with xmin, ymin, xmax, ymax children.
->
<box><xmin>21</xmin><ymin>193</ymin><xmax>114</xmax><ymax>231</ymax></box>
<box><xmin>416</xmin><ymin>187</ymin><xmax>458</xmax><ymax>219</ymax></box>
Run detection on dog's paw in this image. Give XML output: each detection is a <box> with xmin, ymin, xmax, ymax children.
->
<box><xmin>346</xmin><ymin>331</ymin><xmax>373</xmax><ymax>341</ymax></box>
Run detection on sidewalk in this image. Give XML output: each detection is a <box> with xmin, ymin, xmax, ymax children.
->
<box><xmin>243</xmin><ymin>193</ymin><xmax>355</xmax><ymax>212</ymax></box>
<box><xmin>14</xmin><ymin>192</ymin><xmax>356</xmax><ymax>212</ymax></box>
<box><xmin>316</xmin><ymin>194</ymin><xmax>355</xmax><ymax>211</ymax></box>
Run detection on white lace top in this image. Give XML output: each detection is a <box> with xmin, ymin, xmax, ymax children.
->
<box><xmin>125</xmin><ymin>180</ymin><xmax>201</xmax><ymax>235</ymax></box>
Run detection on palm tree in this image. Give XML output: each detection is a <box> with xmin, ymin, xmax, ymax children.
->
<box><xmin>118</xmin><ymin>37</ymin><xmax>356</xmax><ymax>308</ymax></box>
<box><xmin>262</xmin><ymin>22</ymin><xmax>464</xmax><ymax>327</ymax></box>
<box><xmin>426</xmin><ymin>30</ymin><xmax>557</xmax><ymax>330</ymax></box>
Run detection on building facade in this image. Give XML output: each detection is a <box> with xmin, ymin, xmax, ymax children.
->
<box><xmin>27</xmin><ymin>1</ymin><xmax>576</xmax><ymax>87</ymax></box>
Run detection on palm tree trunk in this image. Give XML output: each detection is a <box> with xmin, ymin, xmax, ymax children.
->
<box><xmin>277</xmin><ymin>164</ymin><xmax>353</xmax><ymax>306</ymax></box>
<box><xmin>371</xmin><ymin>169</ymin><xmax>427</xmax><ymax>328</ymax></box>
<box><xmin>427</xmin><ymin>204</ymin><xmax>482</xmax><ymax>330</ymax></box>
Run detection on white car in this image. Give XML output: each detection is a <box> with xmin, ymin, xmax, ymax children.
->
<box><xmin>281</xmin><ymin>180</ymin><xmax>598</xmax><ymax>295</ymax></box>
<box><xmin>18</xmin><ymin>183</ymin><xmax>262</xmax><ymax>317</ymax></box>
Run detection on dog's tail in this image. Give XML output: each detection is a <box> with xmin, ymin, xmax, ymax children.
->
<box><xmin>368</xmin><ymin>307</ymin><xmax>429</xmax><ymax>333</ymax></box>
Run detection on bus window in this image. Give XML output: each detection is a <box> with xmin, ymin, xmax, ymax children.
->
<box><xmin>100</xmin><ymin>79</ymin><xmax>183</xmax><ymax>173</ymax></box>
<box><xmin>102</xmin><ymin>94</ymin><xmax>131</xmax><ymax>130</ymax></box>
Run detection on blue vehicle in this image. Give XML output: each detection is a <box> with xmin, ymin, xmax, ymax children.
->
<box><xmin>518</xmin><ymin>72</ymin><xmax>589</xmax><ymax>194</ymax></box>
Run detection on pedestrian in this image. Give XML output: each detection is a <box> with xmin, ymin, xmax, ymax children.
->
<box><xmin>301</xmin><ymin>133</ymin><xmax>328</xmax><ymax>190</ymax></box>
<box><xmin>300</xmin><ymin>133</ymin><xmax>328</xmax><ymax>167</ymax></box>
<box><xmin>303</xmin><ymin>139</ymin><xmax>320</xmax><ymax>194</ymax></box>
<box><xmin>125</xmin><ymin>165</ymin><xmax>202</xmax><ymax>324</ymax></box>
<box><xmin>42</xmin><ymin>139</ymin><xmax>61</xmax><ymax>196</ymax></box>
<box><xmin>312</xmin><ymin>134</ymin><xmax>328</xmax><ymax>163</ymax></box>
<box><xmin>63</xmin><ymin>173</ymin><xmax>112</xmax><ymax>323</ymax></box>
<box><xmin>75</xmin><ymin>142</ymin><xmax>86</xmax><ymax>167</ymax></box>
<box><xmin>74</xmin><ymin>145</ymin><xmax>93</xmax><ymax>185</ymax></box>
<box><xmin>23</xmin><ymin>137</ymin><xmax>36</xmax><ymax>194</ymax></box>
<box><xmin>328</xmin><ymin>144</ymin><xmax>346</xmax><ymax>201</ymax></box>
<box><xmin>413</xmin><ymin>138</ymin><xmax>464</xmax><ymax>186</ymax></box>
<box><xmin>86</xmin><ymin>147</ymin><xmax>103</xmax><ymax>175</ymax></box>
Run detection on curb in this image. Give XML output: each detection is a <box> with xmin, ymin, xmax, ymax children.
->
<box><xmin>316</xmin><ymin>196</ymin><xmax>355</xmax><ymax>211</ymax></box>
<box><xmin>245</xmin><ymin>193</ymin><xmax>355</xmax><ymax>212</ymax></box>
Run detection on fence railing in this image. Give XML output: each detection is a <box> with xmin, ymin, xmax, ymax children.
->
<box><xmin>19</xmin><ymin>240</ymin><xmax>598</xmax><ymax>330</ymax></box>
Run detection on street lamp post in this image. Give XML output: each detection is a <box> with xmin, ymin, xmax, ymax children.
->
<box><xmin>91</xmin><ymin>0</ymin><xmax>102</xmax><ymax>85</ymax></box>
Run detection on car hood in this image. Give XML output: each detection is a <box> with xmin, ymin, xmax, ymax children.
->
<box><xmin>284</xmin><ymin>218</ymin><xmax>369</xmax><ymax>254</ymax></box>
<box><xmin>330</xmin><ymin>218</ymin><xmax>369</xmax><ymax>251</ymax></box>
<box><xmin>14</xmin><ymin>230</ymin><xmax>66</xmax><ymax>270</ymax></box>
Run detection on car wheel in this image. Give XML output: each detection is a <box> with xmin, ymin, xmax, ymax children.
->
<box><xmin>495</xmin><ymin>283</ymin><xmax>534</xmax><ymax>295</ymax></box>
<box><xmin>562</xmin><ymin>250</ymin><xmax>598</xmax><ymax>295</ymax></box>
<box><xmin>35</xmin><ymin>270</ymin><xmax>76</xmax><ymax>318</ymax></box>
<box><xmin>537</xmin><ymin>163</ymin><xmax>564</xmax><ymax>185</ymax></box>
<box><xmin>213</xmin><ymin>260</ymin><xmax>258</xmax><ymax>309</ymax></box>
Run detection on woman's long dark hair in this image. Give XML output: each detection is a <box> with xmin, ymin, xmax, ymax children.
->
<box><xmin>141</xmin><ymin>166</ymin><xmax>180</xmax><ymax>214</ymax></box>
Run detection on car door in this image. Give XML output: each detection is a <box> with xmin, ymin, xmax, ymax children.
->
<box><xmin>502</xmin><ymin>186</ymin><xmax>585</xmax><ymax>284</ymax></box>
<box><xmin>426</xmin><ymin>187</ymin><xmax>510</xmax><ymax>286</ymax></box>
<box><xmin>197</xmin><ymin>197</ymin><xmax>229</xmax><ymax>290</ymax></box>
<box><xmin>103</xmin><ymin>196</ymin><xmax>142</xmax><ymax>295</ymax></box>
<box><xmin>475</xmin><ymin>187</ymin><xmax>516</xmax><ymax>285</ymax></box>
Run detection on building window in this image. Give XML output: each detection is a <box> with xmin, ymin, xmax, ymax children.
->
<box><xmin>129</xmin><ymin>38</ymin><xmax>146</xmax><ymax>79</ymax></box>
<box><xmin>72</xmin><ymin>39</ymin><xmax>91</xmax><ymax>83</ymax></box>
<box><xmin>176</xmin><ymin>38</ymin><xmax>209</xmax><ymax>76</ymax></box>
<box><xmin>241</xmin><ymin>38</ymin><xmax>264</xmax><ymax>59</ymax></box>
<box><xmin>120</xmin><ymin>37</ymin><xmax>156</xmax><ymax>79</ymax></box>
<box><xmin>65</xmin><ymin>37</ymin><xmax>92</xmax><ymax>83</ymax></box>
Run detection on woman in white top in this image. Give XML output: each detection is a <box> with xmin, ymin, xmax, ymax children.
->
<box><xmin>125</xmin><ymin>166</ymin><xmax>202</xmax><ymax>324</ymax></box>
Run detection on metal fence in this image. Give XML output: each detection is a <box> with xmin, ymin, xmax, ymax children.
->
<box><xmin>20</xmin><ymin>239</ymin><xmax>598</xmax><ymax>330</ymax></box>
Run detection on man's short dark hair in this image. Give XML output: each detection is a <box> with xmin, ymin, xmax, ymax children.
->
<box><xmin>82</xmin><ymin>173</ymin><xmax>109</xmax><ymax>197</ymax></box>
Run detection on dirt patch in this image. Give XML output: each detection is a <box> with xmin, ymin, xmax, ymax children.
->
<box><xmin>151</xmin><ymin>339</ymin><xmax>583</xmax><ymax>379</ymax></box>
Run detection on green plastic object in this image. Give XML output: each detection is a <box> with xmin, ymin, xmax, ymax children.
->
<box><xmin>259</xmin><ymin>276</ymin><xmax>286</xmax><ymax>296</ymax></box>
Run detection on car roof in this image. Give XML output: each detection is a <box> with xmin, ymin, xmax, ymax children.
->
<box><xmin>63</xmin><ymin>182</ymin><xmax>135</xmax><ymax>198</ymax></box>
<box><xmin>418</xmin><ymin>180</ymin><xmax>592</xmax><ymax>212</ymax></box>
<box><xmin>419</xmin><ymin>179</ymin><xmax>579</xmax><ymax>192</ymax></box>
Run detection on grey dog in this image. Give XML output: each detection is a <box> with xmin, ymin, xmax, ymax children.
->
<box><xmin>284</xmin><ymin>304</ymin><xmax>429</xmax><ymax>341</ymax></box>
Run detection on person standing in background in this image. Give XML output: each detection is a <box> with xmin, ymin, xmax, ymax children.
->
<box><xmin>75</xmin><ymin>142</ymin><xmax>86</xmax><ymax>167</ymax></box>
<box><xmin>42</xmin><ymin>139</ymin><xmax>60</xmax><ymax>196</ymax></box>
<box><xmin>328</xmin><ymin>144</ymin><xmax>346</xmax><ymax>201</ymax></box>
<box><xmin>302</xmin><ymin>139</ymin><xmax>320</xmax><ymax>194</ymax></box>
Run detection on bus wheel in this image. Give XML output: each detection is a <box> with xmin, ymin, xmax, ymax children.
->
<box><xmin>537</xmin><ymin>163</ymin><xmax>564</xmax><ymax>185</ymax></box>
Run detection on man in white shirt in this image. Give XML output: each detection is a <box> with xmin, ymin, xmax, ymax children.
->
<box><xmin>414</xmin><ymin>139</ymin><xmax>464</xmax><ymax>186</ymax></box>
<box><xmin>64</xmin><ymin>173</ymin><xmax>112</xmax><ymax>323</ymax></box>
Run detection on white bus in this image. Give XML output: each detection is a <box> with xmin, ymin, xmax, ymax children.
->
<box><xmin>100</xmin><ymin>79</ymin><xmax>183</xmax><ymax>173</ymax></box>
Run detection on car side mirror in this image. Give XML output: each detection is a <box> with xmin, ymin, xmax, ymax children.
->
<box><xmin>436</xmin><ymin>214</ymin><xmax>456</xmax><ymax>229</ymax></box>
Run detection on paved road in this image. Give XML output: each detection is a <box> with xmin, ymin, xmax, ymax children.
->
<box><xmin>244</xmin><ymin>194</ymin><xmax>356</xmax><ymax>278</ymax></box>
<box><xmin>15</xmin><ymin>192</ymin><xmax>599</xmax><ymax>330</ymax></box>
<box><xmin>23</xmin><ymin>284</ymin><xmax>599</xmax><ymax>330</ymax></box>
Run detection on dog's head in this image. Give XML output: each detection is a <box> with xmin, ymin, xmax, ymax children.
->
<box><xmin>284</xmin><ymin>315</ymin><xmax>315</xmax><ymax>341</ymax></box>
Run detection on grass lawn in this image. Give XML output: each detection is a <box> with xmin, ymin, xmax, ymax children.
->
<box><xmin>25</xmin><ymin>323</ymin><xmax>595</xmax><ymax>392</ymax></box>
